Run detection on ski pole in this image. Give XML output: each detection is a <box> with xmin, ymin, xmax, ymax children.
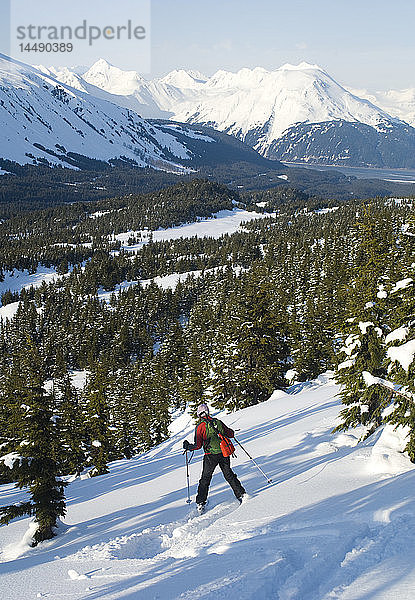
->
<box><xmin>234</xmin><ymin>437</ymin><xmax>272</xmax><ymax>484</ymax></box>
<box><xmin>184</xmin><ymin>450</ymin><xmax>191</xmax><ymax>504</ymax></box>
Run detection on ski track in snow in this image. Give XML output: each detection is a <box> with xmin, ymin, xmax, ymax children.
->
<box><xmin>1</xmin><ymin>374</ymin><xmax>415</xmax><ymax>599</ymax></box>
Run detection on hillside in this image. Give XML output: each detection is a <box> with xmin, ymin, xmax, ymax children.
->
<box><xmin>41</xmin><ymin>59</ymin><xmax>415</xmax><ymax>169</ymax></box>
<box><xmin>0</xmin><ymin>54</ymin><xmax>283</xmax><ymax>173</ymax></box>
<box><xmin>1</xmin><ymin>373</ymin><xmax>414</xmax><ymax>599</ymax></box>
<box><xmin>0</xmin><ymin>184</ymin><xmax>413</xmax><ymax>600</ymax></box>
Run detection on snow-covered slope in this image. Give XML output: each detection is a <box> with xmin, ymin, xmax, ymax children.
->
<box><xmin>36</xmin><ymin>63</ymin><xmax>167</xmax><ymax>119</ymax></box>
<box><xmin>173</xmin><ymin>62</ymin><xmax>401</xmax><ymax>154</ymax></box>
<box><xmin>347</xmin><ymin>86</ymin><xmax>415</xmax><ymax>128</ymax></box>
<box><xmin>82</xmin><ymin>59</ymin><xmax>201</xmax><ymax>117</ymax></box>
<box><xmin>159</xmin><ymin>68</ymin><xmax>208</xmax><ymax>88</ymax></box>
<box><xmin>0</xmin><ymin>54</ymin><xmax>219</xmax><ymax>170</ymax></box>
<box><xmin>1</xmin><ymin>373</ymin><xmax>415</xmax><ymax>599</ymax></box>
<box><xmin>43</xmin><ymin>59</ymin><xmax>415</xmax><ymax>168</ymax></box>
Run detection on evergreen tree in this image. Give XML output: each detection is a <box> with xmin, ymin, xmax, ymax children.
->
<box><xmin>383</xmin><ymin>275</ymin><xmax>415</xmax><ymax>459</ymax></box>
<box><xmin>334</xmin><ymin>205</ymin><xmax>393</xmax><ymax>436</ymax></box>
<box><xmin>209</xmin><ymin>274</ymin><xmax>289</xmax><ymax>410</ymax></box>
<box><xmin>52</xmin><ymin>355</ymin><xmax>87</xmax><ymax>475</ymax></box>
<box><xmin>157</xmin><ymin>321</ymin><xmax>186</xmax><ymax>410</ymax></box>
<box><xmin>0</xmin><ymin>336</ymin><xmax>66</xmax><ymax>545</ymax></box>
<box><xmin>84</xmin><ymin>360</ymin><xmax>114</xmax><ymax>476</ymax></box>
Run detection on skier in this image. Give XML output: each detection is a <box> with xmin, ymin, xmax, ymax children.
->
<box><xmin>183</xmin><ymin>403</ymin><xmax>246</xmax><ymax>513</ymax></box>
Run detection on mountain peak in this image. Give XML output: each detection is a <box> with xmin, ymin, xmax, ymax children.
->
<box><xmin>160</xmin><ymin>69</ymin><xmax>207</xmax><ymax>88</ymax></box>
<box><xmin>83</xmin><ymin>59</ymin><xmax>146</xmax><ymax>96</ymax></box>
<box><xmin>278</xmin><ymin>61</ymin><xmax>324</xmax><ymax>72</ymax></box>
<box><xmin>88</xmin><ymin>58</ymin><xmax>114</xmax><ymax>70</ymax></box>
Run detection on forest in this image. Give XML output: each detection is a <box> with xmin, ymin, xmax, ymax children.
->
<box><xmin>0</xmin><ymin>178</ymin><xmax>413</xmax><ymax>543</ymax></box>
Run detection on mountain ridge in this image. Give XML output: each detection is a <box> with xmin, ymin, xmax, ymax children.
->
<box><xmin>0</xmin><ymin>54</ymin><xmax>286</xmax><ymax>173</ymax></box>
<box><xmin>37</xmin><ymin>58</ymin><xmax>415</xmax><ymax>169</ymax></box>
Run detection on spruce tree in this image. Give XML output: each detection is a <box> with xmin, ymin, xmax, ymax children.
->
<box><xmin>383</xmin><ymin>275</ymin><xmax>415</xmax><ymax>459</ymax></box>
<box><xmin>209</xmin><ymin>274</ymin><xmax>289</xmax><ymax>410</ymax></box>
<box><xmin>52</xmin><ymin>355</ymin><xmax>87</xmax><ymax>476</ymax></box>
<box><xmin>84</xmin><ymin>360</ymin><xmax>114</xmax><ymax>476</ymax></box>
<box><xmin>334</xmin><ymin>205</ymin><xmax>392</xmax><ymax>436</ymax></box>
<box><xmin>0</xmin><ymin>336</ymin><xmax>66</xmax><ymax>545</ymax></box>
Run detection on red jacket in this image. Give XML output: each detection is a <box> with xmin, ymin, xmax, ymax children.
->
<box><xmin>189</xmin><ymin>416</ymin><xmax>234</xmax><ymax>453</ymax></box>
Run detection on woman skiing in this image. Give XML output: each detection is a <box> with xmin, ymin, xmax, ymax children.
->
<box><xmin>183</xmin><ymin>403</ymin><xmax>246</xmax><ymax>512</ymax></box>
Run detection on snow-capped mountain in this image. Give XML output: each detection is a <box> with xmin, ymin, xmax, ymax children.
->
<box><xmin>36</xmin><ymin>62</ymin><xmax>170</xmax><ymax>119</ymax></box>
<box><xmin>0</xmin><ymin>54</ymin><xmax>287</xmax><ymax>174</ymax></box>
<box><xmin>159</xmin><ymin>69</ymin><xmax>208</xmax><ymax>88</ymax></box>
<box><xmin>82</xmin><ymin>58</ymin><xmax>147</xmax><ymax>96</ymax></box>
<box><xmin>4</xmin><ymin>54</ymin><xmax>267</xmax><ymax>172</ymax></box>
<box><xmin>42</xmin><ymin>59</ymin><xmax>415</xmax><ymax>168</ymax></box>
<box><xmin>81</xmin><ymin>60</ymin><xmax>207</xmax><ymax>116</ymax></box>
<box><xmin>180</xmin><ymin>63</ymin><xmax>394</xmax><ymax>141</ymax></box>
<box><xmin>172</xmin><ymin>62</ymin><xmax>410</xmax><ymax>161</ymax></box>
<box><xmin>347</xmin><ymin>86</ymin><xmax>415</xmax><ymax>128</ymax></box>
<box><xmin>0</xmin><ymin>54</ymin><xmax>199</xmax><ymax>169</ymax></box>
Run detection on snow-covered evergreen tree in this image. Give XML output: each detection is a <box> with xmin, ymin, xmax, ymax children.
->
<box><xmin>209</xmin><ymin>274</ymin><xmax>289</xmax><ymax>410</ymax></box>
<box><xmin>84</xmin><ymin>360</ymin><xmax>115</xmax><ymax>477</ymax></box>
<box><xmin>383</xmin><ymin>272</ymin><xmax>415</xmax><ymax>459</ymax></box>
<box><xmin>0</xmin><ymin>336</ymin><xmax>66</xmax><ymax>545</ymax></box>
<box><xmin>334</xmin><ymin>206</ymin><xmax>393</xmax><ymax>435</ymax></box>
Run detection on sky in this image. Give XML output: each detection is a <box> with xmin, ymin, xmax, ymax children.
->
<box><xmin>1</xmin><ymin>0</ymin><xmax>415</xmax><ymax>91</ymax></box>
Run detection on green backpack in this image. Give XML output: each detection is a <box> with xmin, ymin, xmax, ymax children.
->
<box><xmin>202</xmin><ymin>417</ymin><xmax>225</xmax><ymax>454</ymax></box>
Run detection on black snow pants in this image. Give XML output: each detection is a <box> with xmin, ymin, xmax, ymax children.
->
<box><xmin>196</xmin><ymin>452</ymin><xmax>245</xmax><ymax>504</ymax></box>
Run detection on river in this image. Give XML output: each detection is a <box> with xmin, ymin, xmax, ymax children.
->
<box><xmin>282</xmin><ymin>163</ymin><xmax>415</xmax><ymax>183</ymax></box>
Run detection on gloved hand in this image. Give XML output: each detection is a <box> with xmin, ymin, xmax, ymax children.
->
<box><xmin>183</xmin><ymin>440</ymin><xmax>191</xmax><ymax>451</ymax></box>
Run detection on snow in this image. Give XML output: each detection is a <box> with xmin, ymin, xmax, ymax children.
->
<box><xmin>358</xmin><ymin>321</ymin><xmax>374</xmax><ymax>334</ymax></box>
<box><xmin>0</xmin><ymin>266</ymin><xmax>62</xmax><ymax>306</ymax></box>
<box><xmin>82</xmin><ymin>59</ymin><xmax>147</xmax><ymax>97</ymax></box>
<box><xmin>385</xmin><ymin>326</ymin><xmax>409</xmax><ymax>345</ymax></box>
<box><xmin>315</xmin><ymin>206</ymin><xmax>340</xmax><ymax>215</ymax></box>
<box><xmin>284</xmin><ymin>369</ymin><xmax>298</xmax><ymax>382</ymax></box>
<box><xmin>347</xmin><ymin>86</ymin><xmax>415</xmax><ymax>127</ymax></box>
<box><xmin>366</xmin><ymin>425</ymin><xmax>413</xmax><ymax>476</ymax></box>
<box><xmin>141</xmin><ymin>271</ymin><xmax>202</xmax><ymax>291</ymax></box>
<box><xmin>37</xmin><ymin>58</ymin><xmax>402</xmax><ymax>159</ymax></box>
<box><xmin>390</xmin><ymin>278</ymin><xmax>413</xmax><ymax>293</ymax></box>
<box><xmin>362</xmin><ymin>371</ymin><xmax>395</xmax><ymax>391</ymax></box>
<box><xmin>115</xmin><ymin>209</ymin><xmax>271</xmax><ymax>251</ymax></box>
<box><xmin>340</xmin><ymin>334</ymin><xmax>361</xmax><ymax>356</ymax></box>
<box><xmin>0</xmin><ymin>452</ymin><xmax>23</xmax><ymax>469</ymax></box>
<box><xmin>387</xmin><ymin>340</ymin><xmax>415</xmax><ymax>372</ymax></box>
<box><xmin>338</xmin><ymin>359</ymin><xmax>356</xmax><ymax>370</ymax></box>
<box><xmin>70</xmin><ymin>370</ymin><xmax>88</xmax><ymax>391</ymax></box>
<box><xmin>0</xmin><ymin>301</ymin><xmax>20</xmax><ymax>321</ymax></box>
<box><xmin>2</xmin><ymin>373</ymin><xmax>415</xmax><ymax>599</ymax></box>
<box><xmin>1</xmin><ymin>521</ymin><xmax>39</xmax><ymax>561</ymax></box>
<box><xmin>89</xmin><ymin>210</ymin><xmax>113</xmax><ymax>219</ymax></box>
<box><xmin>98</xmin><ymin>266</ymin><xmax>245</xmax><ymax>301</ymax></box>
